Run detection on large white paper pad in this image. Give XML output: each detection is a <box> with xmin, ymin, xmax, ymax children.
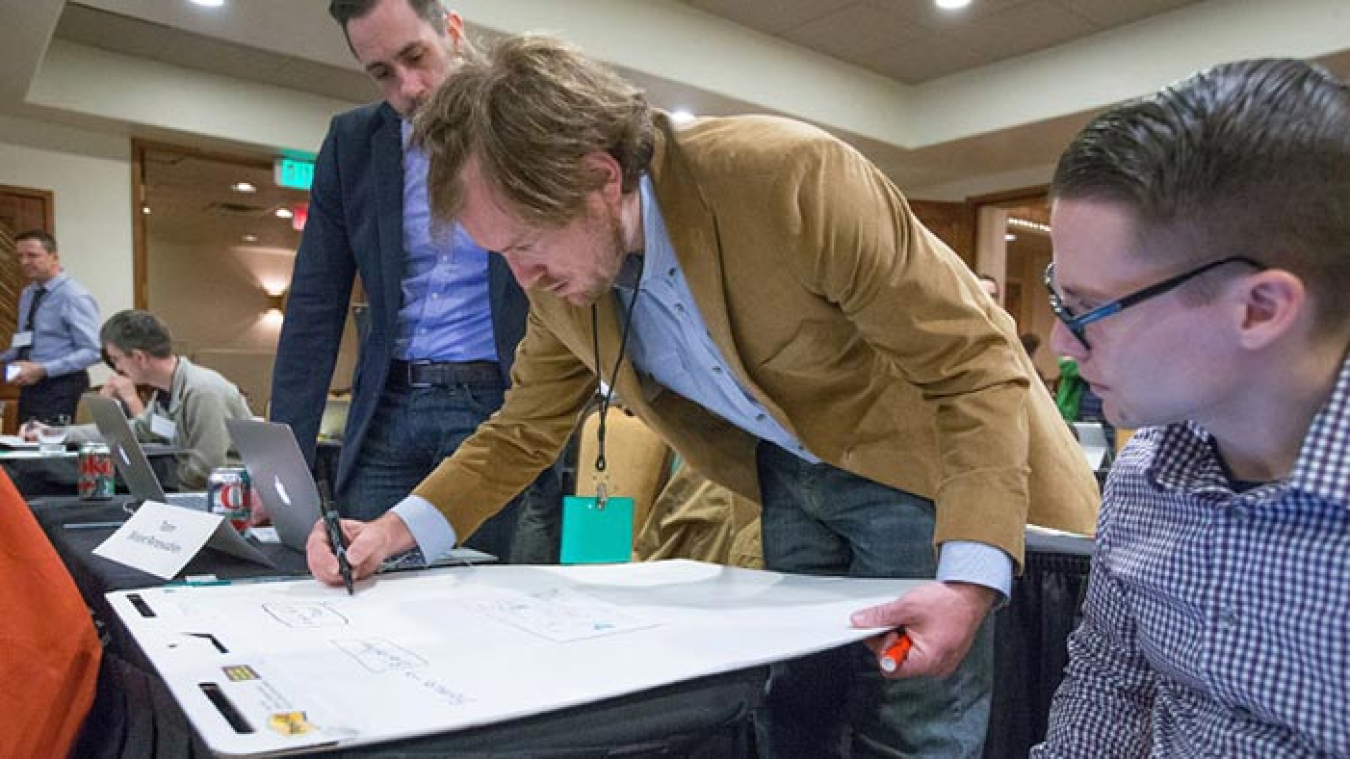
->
<box><xmin>106</xmin><ymin>560</ymin><xmax>923</xmax><ymax>755</ymax></box>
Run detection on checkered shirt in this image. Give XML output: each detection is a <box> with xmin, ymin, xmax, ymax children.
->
<box><xmin>1033</xmin><ymin>356</ymin><xmax>1350</xmax><ymax>757</ymax></box>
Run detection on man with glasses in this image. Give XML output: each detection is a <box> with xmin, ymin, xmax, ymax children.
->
<box><xmin>1033</xmin><ymin>58</ymin><xmax>1350</xmax><ymax>756</ymax></box>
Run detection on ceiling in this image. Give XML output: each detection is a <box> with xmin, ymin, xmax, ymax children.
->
<box><xmin>140</xmin><ymin>147</ymin><xmax>307</xmax><ymax>251</ymax></box>
<box><xmin>7</xmin><ymin>0</ymin><xmax>1350</xmax><ymax>204</ymax></box>
<box><xmin>676</xmin><ymin>0</ymin><xmax>1206</xmax><ymax>84</ymax></box>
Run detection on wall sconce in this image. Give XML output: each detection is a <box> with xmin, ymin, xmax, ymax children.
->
<box><xmin>265</xmin><ymin>290</ymin><xmax>287</xmax><ymax>314</ymax></box>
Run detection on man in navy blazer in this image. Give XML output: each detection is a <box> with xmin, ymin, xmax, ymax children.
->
<box><xmin>271</xmin><ymin>0</ymin><xmax>558</xmax><ymax>561</ymax></box>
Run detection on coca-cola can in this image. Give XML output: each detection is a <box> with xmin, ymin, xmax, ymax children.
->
<box><xmin>77</xmin><ymin>442</ymin><xmax>116</xmax><ymax>500</ymax></box>
<box><xmin>208</xmin><ymin>466</ymin><xmax>252</xmax><ymax>532</ymax></box>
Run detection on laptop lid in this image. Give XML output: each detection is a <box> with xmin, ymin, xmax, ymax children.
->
<box><xmin>85</xmin><ymin>394</ymin><xmax>273</xmax><ymax>567</ymax></box>
<box><xmin>85</xmin><ymin>394</ymin><xmax>169</xmax><ymax>502</ymax></box>
<box><xmin>226</xmin><ymin>419</ymin><xmax>322</xmax><ymax>552</ymax></box>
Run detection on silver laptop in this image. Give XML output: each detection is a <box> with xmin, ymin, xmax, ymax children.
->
<box><xmin>227</xmin><ymin>418</ymin><xmax>497</xmax><ymax>568</ymax></box>
<box><xmin>225</xmin><ymin>419</ymin><xmax>324</xmax><ymax>552</ymax></box>
<box><xmin>85</xmin><ymin>394</ymin><xmax>273</xmax><ymax>567</ymax></box>
<box><xmin>84</xmin><ymin>394</ymin><xmax>208</xmax><ymax>510</ymax></box>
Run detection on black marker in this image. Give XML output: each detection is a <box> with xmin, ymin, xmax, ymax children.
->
<box><xmin>317</xmin><ymin>480</ymin><xmax>353</xmax><ymax>595</ymax></box>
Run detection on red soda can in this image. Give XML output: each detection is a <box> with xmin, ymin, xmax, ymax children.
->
<box><xmin>77</xmin><ymin>442</ymin><xmax>116</xmax><ymax>500</ymax></box>
<box><xmin>208</xmin><ymin>466</ymin><xmax>252</xmax><ymax>532</ymax></box>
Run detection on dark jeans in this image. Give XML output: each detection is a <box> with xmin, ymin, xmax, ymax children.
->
<box><xmin>18</xmin><ymin>370</ymin><xmax>89</xmax><ymax>423</ymax></box>
<box><xmin>755</xmin><ymin>442</ymin><xmax>993</xmax><ymax>758</ymax></box>
<box><xmin>341</xmin><ymin>373</ymin><xmax>560</xmax><ymax>563</ymax></box>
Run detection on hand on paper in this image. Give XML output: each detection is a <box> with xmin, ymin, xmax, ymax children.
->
<box><xmin>849</xmin><ymin>580</ymin><xmax>996</xmax><ymax>679</ymax></box>
<box><xmin>306</xmin><ymin>511</ymin><xmax>415</xmax><ymax>585</ymax></box>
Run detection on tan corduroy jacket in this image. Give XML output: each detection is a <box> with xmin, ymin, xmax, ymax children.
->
<box><xmin>414</xmin><ymin>112</ymin><xmax>1099</xmax><ymax>570</ymax></box>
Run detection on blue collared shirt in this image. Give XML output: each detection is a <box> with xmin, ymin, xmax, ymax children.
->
<box><xmin>392</xmin><ymin>120</ymin><xmax>496</xmax><ymax>363</ymax></box>
<box><xmin>1034</xmin><ymin>357</ymin><xmax>1350</xmax><ymax>756</ymax></box>
<box><xmin>0</xmin><ymin>272</ymin><xmax>101</xmax><ymax>377</ymax></box>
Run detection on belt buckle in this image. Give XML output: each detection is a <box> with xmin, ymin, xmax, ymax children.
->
<box><xmin>407</xmin><ymin>360</ymin><xmax>434</xmax><ymax>389</ymax></box>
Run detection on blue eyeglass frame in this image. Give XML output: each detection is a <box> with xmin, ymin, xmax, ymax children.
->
<box><xmin>1044</xmin><ymin>255</ymin><xmax>1265</xmax><ymax>349</ymax></box>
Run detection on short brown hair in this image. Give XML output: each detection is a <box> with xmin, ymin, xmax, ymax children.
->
<box><xmin>1053</xmin><ymin>58</ymin><xmax>1350</xmax><ymax>331</ymax></box>
<box><xmin>14</xmin><ymin>230</ymin><xmax>57</xmax><ymax>254</ymax></box>
<box><xmin>414</xmin><ymin>34</ymin><xmax>654</xmax><ymax>227</ymax></box>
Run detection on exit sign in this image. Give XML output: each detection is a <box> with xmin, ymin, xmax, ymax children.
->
<box><xmin>274</xmin><ymin>157</ymin><xmax>315</xmax><ymax>190</ymax></box>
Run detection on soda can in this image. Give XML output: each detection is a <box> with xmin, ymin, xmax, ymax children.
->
<box><xmin>208</xmin><ymin>466</ymin><xmax>252</xmax><ymax>532</ymax></box>
<box><xmin>77</xmin><ymin>442</ymin><xmax>116</xmax><ymax>500</ymax></box>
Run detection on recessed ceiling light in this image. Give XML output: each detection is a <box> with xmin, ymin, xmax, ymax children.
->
<box><xmin>141</xmin><ymin>205</ymin><xmax>152</xmax><ymax>215</ymax></box>
<box><xmin>936</xmin><ymin>0</ymin><xmax>971</xmax><ymax>9</ymax></box>
<box><xmin>241</xmin><ymin>234</ymin><xmax>258</xmax><ymax>243</ymax></box>
<box><xmin>189</xmin><ymin>0</ymin><xmax>226</xmax><ymax>7</ymax></box>
<box><xmin>1005</xmin><ymin>233</ymin><xmax>1017</xmax><ymax>241</ymax></box>
<box><xmin>231</xmin><ymin>182</ymin><xmax>256</xmax><ymax>193</ymax></box>
<box><xmin>275</xmin><ymin>208</ymin><xmax>294</xmax><ymax>219</ymax></box>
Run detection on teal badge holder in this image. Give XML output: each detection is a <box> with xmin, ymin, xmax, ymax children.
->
<box><xmin>560</xmin><ymin>484</ymin><xmax>633</xmax><ymax>564</ymax></box>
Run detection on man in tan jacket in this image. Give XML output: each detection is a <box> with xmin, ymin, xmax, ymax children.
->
<box><xmin>310</xmin><ymin>35</ymin><xmax>1099</xmax><ymax>757</ymax></box>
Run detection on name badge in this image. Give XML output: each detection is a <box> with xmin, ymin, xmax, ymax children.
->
<box><xmin>560</xmin><ymin>495</ymin><xmax>634</xmax><ymax>564</ymax></box>
<box><xmin>93</xmin><ymin>501</ymin><xmax>221</xmax><ymax>579</ymax></box>
<box><xmin>10</xmin><ymin>331</ymin><xmax>32</xmax><ymax>349</ymax></box>
<box><xmin>150</xmin><ymin>413</ymin><xmax>177</xmax><ymax>441</ymax></box>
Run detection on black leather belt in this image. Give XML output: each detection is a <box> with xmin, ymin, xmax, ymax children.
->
<box><xmin>389</xmin><ymin>360</ymin><xmax>500</xmax><ymax>388</ymax></box>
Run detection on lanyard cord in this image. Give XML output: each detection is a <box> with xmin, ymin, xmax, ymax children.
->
<box><xmin>590</xmin><ymin>255</ymin><xmax>644</xmax><ymax>478</ymax></box>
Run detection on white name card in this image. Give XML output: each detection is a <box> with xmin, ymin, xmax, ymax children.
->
<box><xmin>94</xmin><ymin>500</ymin><xmax>274</xmax><ymax>579</ymax></box>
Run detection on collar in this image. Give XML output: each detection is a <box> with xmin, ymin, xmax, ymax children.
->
<box><xmin>1149</xmin><ymin>354</ymin><xmax>1350</xmax><ymax>507</ymax></box>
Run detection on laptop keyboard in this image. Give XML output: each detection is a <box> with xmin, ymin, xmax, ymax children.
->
<box><xmin>166</xmin><ymin>492</ymin><xmax>209</xmax><ymax>511</ymax></box>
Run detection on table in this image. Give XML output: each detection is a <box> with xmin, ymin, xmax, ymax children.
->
<box><xmin>4</xmin><ymin>443</ymin><xmax>180</xmax><ymax>497</ymax></box>
<box><xmin>35</xmin><ymin>496</ymin><xmax>1091</xmax><ymax>758</ymax></box>
<box><xmin>32</xmin><ymin>497</ymin><xmax>764</xmax><ymax>758</ymax></box>
<box><xmin>984</xmin><ymin>533</ymin><xmax>1093</xmax><ymax>758</ymax></box>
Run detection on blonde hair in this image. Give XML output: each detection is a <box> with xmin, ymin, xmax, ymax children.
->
<box><xmin>414</xmin><ymin>33</ymin><xmax>653</xmax><ymax>228</ymax></box>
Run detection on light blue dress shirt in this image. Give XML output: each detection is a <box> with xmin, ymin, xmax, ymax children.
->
<box><xmin>392</xmin><ymin>120</ymin><xmax>496</xmax><ymax>363</ymax></box>
<box><xmin>0</xmin><ymin>272</ymin><xmax>101</xmax><ymax>377</ymax></box>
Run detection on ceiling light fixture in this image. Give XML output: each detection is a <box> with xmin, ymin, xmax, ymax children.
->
<box><xmin>241</xmin><ymin>234</ymin><xmax>258</xmax><ymax>243</ymax></box>
<box><xmin>231</xmin><ymin>182</ymin><xmax>256</xmax><ymax>193</ymax></box>
<box><xmin>935</xmin><ymin>0</ymin><xmax>971</xmax><ymax>9</ymax></box>
<box><xmin>1008</xmin><ymin>217</ymin><xmax>1052</xmax><ymax>234</ymax></box>
<box><xmin>141</xmin><ymin>205</ymin><xmax>151</xmax><ymax>215</ymax></box>
<box><xmin>274</xmin><ymin>208</ymin><xmax>294</xmax><ymax>219</ymax></box>
<box><xmin>670</xmin><ymin>110</ymin><xmax>696</xmax><ymax>125</ymax></box>
<box><xmin>1005</xmin><ymin>233</ymin><xmax>1017</xmax><ymax>242</ymax></box>
<box><xmin>189</xmin><ymin>0</ymin><xmax>226</xmax><ymax>7</ymax></box>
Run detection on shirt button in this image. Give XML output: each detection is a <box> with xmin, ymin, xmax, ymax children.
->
<box><xmin>1219</xmin><ymin>608</ymin><xmax>1239</xmax><ymax>630</ymax></box>
<box><xmin>431</xmin><ymin>293</ymin><xmax>440</xmax><ymax>300</ymax></box>
<box><xmin>1230</xmin><ymin>504</ymin><xmax>1250</xmax><ymax>521</ymax></box>
<box><xmin>675</xmin><ymin>303</ymin><xmax>685</xmax><ymax>313</ymax></box>
<box><xmin>667</xmin><ymin>268</ymin><xmax>676</xmax><ymax>277</ymax></box>
<box><xmin>755</xmin><ymin>413</ymin><xmax>766</xmax><ymax>422</ymax></box>
<box><xmin>712</xmin><ymin>366</ymin><xmax>723</xmax><ymax>373</ymax></box>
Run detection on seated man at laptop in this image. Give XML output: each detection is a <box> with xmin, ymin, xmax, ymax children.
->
<box><xmin>62</xmin><ymin>310</ymin><xmax>253</xmax><ymax>490</ymax></box>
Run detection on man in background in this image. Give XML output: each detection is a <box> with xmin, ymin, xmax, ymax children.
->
<box><xmin>270</xmin><ymin>0</ymin><xmax>559</xmax><ymax>561</ymax></box>
<box><xmin>1</xmin><ymin>230</ymin><xmax>100</xmax><ymax>422</ymax></box>
<box><xmin>311</xmin><ymin>35</ymin><xmax>1099</xmax><ymax>757</ymax></box>
<box><xmin>65</xmin><ymin>310</ymin><xmax>251</xmax><ymax>490</ymax></box>
<box><xmin>1034</xmin><ymin>58</ymin><xmax>1349</xmax><ymax>755</ymax></box>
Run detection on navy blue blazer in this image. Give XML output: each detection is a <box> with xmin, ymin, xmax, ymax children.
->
<box><xmin>270</xmin><ymin>102</ymin><xmax>529</xmax><ymax>496</ymax></box>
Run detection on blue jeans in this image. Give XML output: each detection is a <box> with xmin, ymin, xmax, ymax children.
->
<box><xmin>755</xmin><ymin>442</ymin><xmax>993</xmax><ymax>758</ymax></box>
<box><xmin>341</xmin><ymin>376</ymin><xmax>559</xmax><ymax>561</ymax></box>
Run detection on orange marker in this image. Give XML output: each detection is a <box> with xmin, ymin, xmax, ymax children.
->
<box><xmin>879</xmin><ymin>631</ymin><xmax>912</xmax><ymax>673</ymax></box>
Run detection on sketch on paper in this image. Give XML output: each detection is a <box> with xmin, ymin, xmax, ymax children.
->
<box><xmin>333</xmin><ymin>638</ymin><xmax>427</xmax><ymax>673</ymax></box>
<box><xmin>264</xmin><ymin>603</ymin><xmax>349</xmax><ymax>629</ymax></box>
<box><xmin>470</xmin><ymin>586</ymin><xmax>658</xmax><ymax>642</ymax></box>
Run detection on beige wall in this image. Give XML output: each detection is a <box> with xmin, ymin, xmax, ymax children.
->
<box><xmin>146</xmin><ymin>237</ymin><xmax>359</xmax><ymax>415</ymax></box>
<box><xmin>0</xmin><ymin>113</ymin><xmax>134</xmax><ymax>386</ymax></box>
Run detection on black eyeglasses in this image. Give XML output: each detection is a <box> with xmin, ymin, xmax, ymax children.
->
<box><xmin>1044</xmin><ymin>256</ymin><xmax>1265</xmax><ymax>350</ymax></box>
